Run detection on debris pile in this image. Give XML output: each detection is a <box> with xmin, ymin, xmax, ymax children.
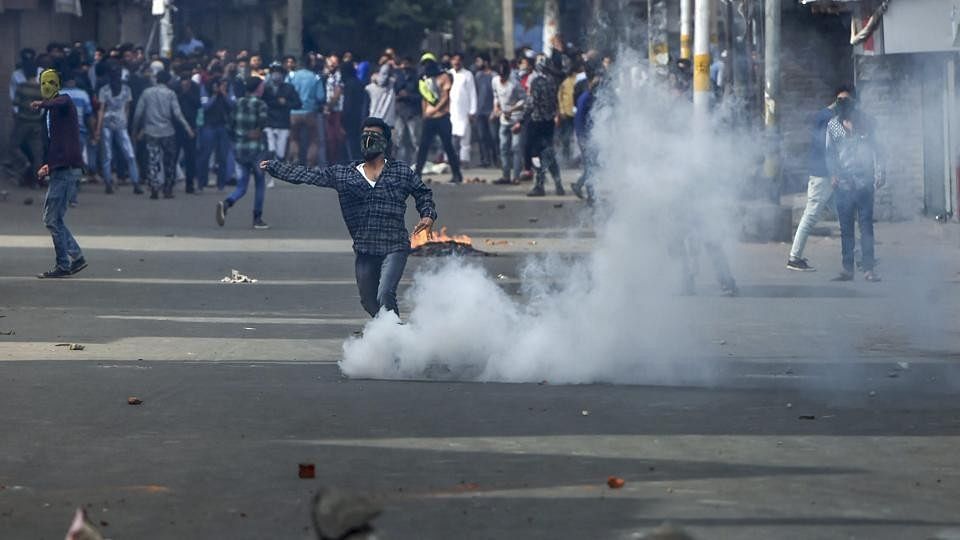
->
<box><xmin>221</xmin><ymin>270</ymin><xmax>258</xmax><ymax>284</ymax></box>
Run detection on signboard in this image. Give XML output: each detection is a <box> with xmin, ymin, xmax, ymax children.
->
<box><xmin>882</xmin><ymin>0</ymin><xmax>960</xmax><ymax>54</ymax></box>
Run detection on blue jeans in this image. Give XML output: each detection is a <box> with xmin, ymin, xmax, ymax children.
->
<box><xmin>42</xmin><ymin>168</ymin><xmax>84</xmax><ymax>271</ymax></box>
<box><xmin>354</xmin><ymin>251</ymin><xmax>408</xmax><ymax>317</ymax></box>
<box><xmin>197</xmin><ymin>126</ymin><xmax>235</xmax><ymax>190</ymax></box>
<box><xmin>100</xmin><ymin>125</ymin><xmax>140</xmax><ymax>185</ymax></box>
<box><xmin>499</xmin><ymin>123</ymin><xmax>522</xmax><ymax>181</ymax></box>
<box><xmin>225</xmin><ymin>161</ymin><xmax>265</xmax><ymax>221</ymax></box>
<box><xmin>836</xmin><ymin>185</ymin><xmax>875</xmax><ymax>273</ymax></box>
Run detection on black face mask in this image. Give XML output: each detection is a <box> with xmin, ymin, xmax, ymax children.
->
<box><xmin>836</xmin><ymin>97</ymin><xmax>855</xmax><ymax>119</ymax></box>
<box><xmin>360</xmin><ymin>131</ymin><xmax>388</xmax><ymax>160</ymax></box>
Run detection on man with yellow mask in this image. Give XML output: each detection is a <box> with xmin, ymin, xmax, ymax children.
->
<box><xmin>31</xmin><ymin>69</ymin><xmax>87</xmax><ymax>279</ymax></box>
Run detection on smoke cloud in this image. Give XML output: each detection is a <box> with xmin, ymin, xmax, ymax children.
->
<box><xmin>341</xmin><ymin>50</ymin><xmax>751</xmax><ymax>385</ymax></box>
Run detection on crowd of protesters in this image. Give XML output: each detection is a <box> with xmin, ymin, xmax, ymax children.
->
<box><xmin>6</xmin><ymin>30</ymin><xmax>609</xmax><ymax>230</ymax></box>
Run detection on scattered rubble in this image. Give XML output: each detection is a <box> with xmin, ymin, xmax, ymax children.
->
<box><xmin>299</xmin><ymin>463</ymin><xmax>316</xmax><ymax>479</ymax></box>
<box><xmin>0</xmin><ymin>330</ymin><xmax>14</xmax><ymax>336</ymax></box>
<box><xmin>553</xmin><ymin>203</ymin><xmax>563</xmax><ymax>208</ymax></box>
<box><xmin>56</xmin><ymin>343</ymin><xmax>85</xmax><ymax>351</ymax></box>
<box><xmin>127</xmin><ymin>397</ymin><xmax>143</xmax><ymax>405</ymax></box>
<box><xmin>607</xmin><ymin>476</ymin><xmax>626</xmax><ymax>489</ymax></box>
<box><xmin>221</xmin><ymin>270</ymin><xmax>258</xmax><ymax>284</ymax></box>
<box><xmin>798</xmin><ymin>415</ymin><xmax>816</xmax><ymax>421</ymax></box>
<box><xmin>311</xmin><ymin>488</ymin><xmax>381</xmax><ymax>540</ymax></box>
<box><xmin>484</xmin><ymin>239</ymin><xmax>510</xmax><ymax>246</ymax></box>
<box><xmin>581</xmin><ymin>410</ymin><xmax>590</xmax><ymax>416</ymax></box>
<box><xmin>23</xmin><ymin>197</ymin><xmax>33</xmax><ymax>206</ymax></box>
<box><xmin>64</xmin><ymin>508</ymin><xmax>103</xmax><ymax>540</ymax></box>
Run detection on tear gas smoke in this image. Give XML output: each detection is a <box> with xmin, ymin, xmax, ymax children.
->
<box><xmin>341</xmin><ymin>49</ymin><xmax>751</xmax><ymax>385</ymax></box>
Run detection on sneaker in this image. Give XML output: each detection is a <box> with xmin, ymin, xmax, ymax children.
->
<box><xmin>570</xmin><ymin>183</ymin><xmax>584</xmax><ymax>199</ymax></box>
<box><xmin>449</xmin><ymin>175</ymin><xmax>463</xmax><ymax>184</ymax></box>
<box><xmin>69</xmin><ymin>257</ymin><xmax>88</xmax><ymax>275</ymax></box>
<box><xmin>721</xmin><ymin>280</ymin><xmax>740</xmax><ymax>297</ymax></box>
<box><xmin>69</xmin><ymin>201</ymin><xmax>78</xmax><ymax>208</ymax></box>
<box><xmin>163</xmin><ymin>192</ymin><xmax>175</xmax><ymax>199</ymax></box>
<box><xmin>185</xmin><ymin>186</ymin><xmax>195</xmax><ymax>194</ymax></box>
<box><xmin>526</xmin><ymin>186</ymin><xmax>546</xmax><ymax>197</ymax></box>
<box><xmin>253</xmin><ymin>219</ymin><xmax>270</xmax><ymax>230</ymax></box>
<box><xmin>216</xmin><ymin>201</ymin><xmax>227</xmax><ymax>227</ymax></box>
<box><xmin>518</xmin><ymin>170</ymin><xmax>533</xmax><ymax>182</ymax></box>
<box><xmin>864</xmin><ymin>271</ymin><xmax>882</xmax><ymax>282</ymax></box>
<box><xmin>267</xmin><ymin>178</ymin><xmax>275</xmax><ymax>189</ymax></box>
<box><xmin>787</xmin><ymin>258</ymin><xmax>815</xmax><ymax>272</ymax></box>
<box><xmin>554</xmin><ymin>185</ymin><xmax>566</xmax><ymax>196</ymax></box>
<box><xmin>492</xmin><ymin>177</ymin><xmax>512</xmax><ymax>185</ymax></box>
<box><xmin>133</xmin><ymin>185</ymin><xmax>144</xmax><ymax>195</ymax></box>
<box><xmin>831</xmin><ymin>272</ymin><xmax>854</xmax><ymax>282</ymax></box>
<box><xmin>150</xmin><ymin>189</ymin><xmax>159</xmax><ymax>200</ymax></box>
<box><xmin>37</xmin><ymin>267</ymin><xmax>72</xmax><ymax>279</ymax></box>
<box><xmin>104</xmin><ymin>184</ymin><xmax>114</xmax><ymax>195</ymax></box>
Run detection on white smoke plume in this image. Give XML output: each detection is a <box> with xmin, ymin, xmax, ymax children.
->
<box><xmin>342</xmin><ymin>50</ymin><xmax>750</xmax><ymax>384</ymax></box>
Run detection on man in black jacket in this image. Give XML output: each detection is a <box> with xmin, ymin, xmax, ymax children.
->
<box><xmin>261</xmin><ymin>62</ymin><xmax>301</xmax><ymax>164</ymax></box>
<box><xmin>174</xmin><ymin>70</ymin><xmax>201</xmax><ymax>193</ymax></box>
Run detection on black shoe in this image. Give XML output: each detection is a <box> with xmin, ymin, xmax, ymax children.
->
<box><xmin>163</xmin><ymin>191</ymin><xmax>174</xmax><ymax>199</ymax></box>
<box><xmin>185</xmin><ymin>186</ymin><xmax>195</xmax><ymax>194</ymax></box>
<box><xmin>526</xmin><ymin>186</ymin><xmax>546</xmax><ymax>197</ymax></box>
<box><xmin>492</xmin><ymin>177</ymin><xmax>513</xmax><ymax>185</ymax></box>
<box><xmin>150</xmin><ymin>189</ymin><xmax>159</xmax><ymax>200</ymax></box>
<box><xmin>554</xmin><ymin>185</ymin><xmax>566</xmax><ymax>196</ymax></box>
<box><xmin>105</xmin><ymin>184</ymin><xmax>114</xmax><ymax>195</ymax></box>
<box><xmin>253</xmin><ymin>219</ymin><xmax>270</xmax><ymax>230</ymax></box>
<box><xmin>133</xmin><ymin>185</ymin><xmax>144</xmax><ymax>195</ymax></box>
<box><xmin>570</xmin><ymin>183</ymin><xmax>584</xmax><ymax>199</ymax></box>
<box><xmin>831</xmin><ymin>272</ymin><xmax>854</xmax><ymax>282</ymax></box>
<box><xmin>449</xmin><ymin>176</ymin><xmax>463</xmax><ymax>184</ymax></box>
<box><xmin>38</xmin><ymin>268</ymin><xmax>72</xmax><ymax>279</ymax></box>
<box><xmin>69</xmin><ymin>257</ymin><xmax>88</xmax><ymax>275</ymax></box>
<box><xmin>216</xmin><ymin>201</ymin><xmax>227</xmax><ymax>226</ymax></box>
<box><xmin>721</xmin><ymin>280</ymin><xmax>739</xmax><ymax>297</ymax></box>
<box><xmin>787</xmin><ymin>258</ymin><xmax>815</xmax><ymax>272</ymax></box>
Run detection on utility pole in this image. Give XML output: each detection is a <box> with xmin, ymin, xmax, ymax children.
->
<box><xmin>502</xmin><ymin>0</ymin><xmax>515</xmax><ymax>60</ymax></box>
<box><xmin>543</xmin><ymin>0</ymin><xmax>559</xmax><ymax>55</ymax></box>
<box><xmin>648</xmin><ymin>0</ymin><xmax>668</xmax><ymax>68</ymax></box>
<box><xmin>159</xmin><ymin>0</ymin><xmax>174</xmax><ymax>58</ymax></box>
<box><xmin>693</xmin><ymin>0</ymin><xmax>712</xmax><ymax>127</ymax></box>
<box><xmin>680</xmin><ymin>0</ymin><xmax>692</xmax><ymax>60</ymax></box>
<box><xmin>284</xmin><ymin>0</ymin><xmax>303</xmax><ymax>56</ymax></box>
<box><xmin>763</xmin><ymin>0</ymin><xmax>781</xmax><ymax>201</ymax></box>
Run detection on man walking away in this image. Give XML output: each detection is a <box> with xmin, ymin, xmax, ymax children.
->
<box><xmin>448</xmin><ymin>53</ymin><xmax>476</xmax><ymax>166</ymax></box>
<box><xmin>415</xmin><ymin>57</ymin><xmax>463</xmax><ymax>184</ymax></box>
<box><xmin>175</xmin><ymin>69</ymin><xmax>201</xmax><ymax>194</ymax></box>
<box><xmin>571</xmin><ymin>76</ymin><xmax>598</xmax><ymax>204</ymax></box>
<box><xmin>787</xmin><ymin>87</ymin><xmax>853</xmax><ymax>272</ymax></box>
<box><xmin>33</xmin><ymin>69</ymin><xmax>87</xmax><ymax>278</ymax></box>
<box><xmin>393</xmin><ymin>57</ymin><xmax>421</xmax><ymax>163</ymax></box>
<box><xmin>473</xmin><ymin>55</ymin><xmax>497</xmax><ymax>168</ymax></box>
<box><xmin>491</xmin><ymin>60</ymin><xmax>525</xmax><ymax>185</ymax></box>
<box><xmin>287</xmin><ymin>55</ymin><xmax>321</xmax><ymax>167</ymax></box>
<box><xmin>262</xmin><ymin>61</ymin><xmax>302</xmax><ymax>186</ymax></box>
<box><xmin>826</xmin><ymin>96</ymin><xmax>884</xmax><ymax>282</ymax></box>
<box><xmin>133</xmin><ymin>70</ymin><xmax>194</xmax><ymax>199</ymax></box>
<box><xmin>261</xmin><ymin>117</ymin><xmax>437</xmax><ymax>317</ymax></box>
<box><xmin>218</xmin><ymin>77</ymin><xmax>269</xmax><ymax>230</ymax></box>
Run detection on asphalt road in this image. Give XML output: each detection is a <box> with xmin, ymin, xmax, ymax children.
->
<box><xmin>1</xmin><ymin>171</ymin><xmax>959</xmax><ymax>540</ymax></box>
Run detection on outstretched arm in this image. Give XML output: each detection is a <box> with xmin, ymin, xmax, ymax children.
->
<box><xmin>260</xmin><ymin>160</ymin><xmax>341</xmax><ymax>189</ymax></box>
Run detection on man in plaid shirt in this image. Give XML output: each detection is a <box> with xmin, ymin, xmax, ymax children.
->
<box><xmin>218</xmin><ymin>78</ymin><xmax>270</xmax><ymax>229</ymax></box>
<box><xmin>260</xmin><ymin>117</ymin><xmax>437</xmax><ymax>317</ymax></box>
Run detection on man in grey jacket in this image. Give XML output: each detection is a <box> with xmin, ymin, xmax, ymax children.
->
<box><xmin>133</xmin><ymin>70</ymin><xmax>194</xmax><ymax>199</ymax></box>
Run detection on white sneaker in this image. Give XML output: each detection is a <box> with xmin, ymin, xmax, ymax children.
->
<box><xmin>267</xmin><ymin>178</ymin><xmax>275</xmax><ymax>189</ymax></box>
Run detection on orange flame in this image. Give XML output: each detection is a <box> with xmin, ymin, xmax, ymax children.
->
<box><xmin>411</xmin><ymin>227</ymin><xmax>473</xmax><ymax>249</ymax></box>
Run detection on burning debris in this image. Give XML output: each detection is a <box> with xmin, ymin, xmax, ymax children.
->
<box><xmin>410</xmin><ymin>227</ymin><xmax>493</xmax><ymax>257</ymax></box>
<box><xmin>311</xmin><ymin>488</ymin><xmax>381</xmax><ymax>540</ymax></box>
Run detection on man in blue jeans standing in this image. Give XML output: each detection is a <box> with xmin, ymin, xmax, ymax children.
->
<box><xmin>261</xmin><ymin>117</ymin><xmax>436</xmax><ymax>317</ymax></box>
<box><xmin>33</xmin><ymin>69</ymin><xmax>87</xmax><ymax>278</ymax></box>
<box><xmin>826</xmin><ymin>95</ymin><xmax>884</xmax><ymax>282</ymax></box>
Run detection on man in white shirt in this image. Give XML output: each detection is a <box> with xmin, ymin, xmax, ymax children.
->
<box><xmin>448</xmin><ymin>53</ymin><xmax>476</xmax><ymax>166</ymax></box>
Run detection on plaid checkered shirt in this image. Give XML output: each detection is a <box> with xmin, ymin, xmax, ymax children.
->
<box><xmin>265</xmin><ymin>159</ymin><xmax>438</xmax><ymax>255</ymax></box>
<box><xmin>232</xmin><ymin>96</ymin><xmax>267</xmax><ymax>164</ymax></box>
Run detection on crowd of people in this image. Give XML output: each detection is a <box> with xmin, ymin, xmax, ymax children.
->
<box><xmin>6</xmin><ymin>31</ymin><xmax>608</xmax><ymax>231</ymax></box>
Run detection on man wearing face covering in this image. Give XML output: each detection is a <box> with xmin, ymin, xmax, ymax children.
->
<box><xmin>32</xmin><ymin>69</ymin><xmax>87</xmax><ymax>278</ymax></box>
<box><xmin>260</xmin><ymin>117</ymin><xmax>437</xmax><ymax>317</ymax></box>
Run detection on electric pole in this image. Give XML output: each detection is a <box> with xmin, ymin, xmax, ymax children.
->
<box><xmin>284</xmin><ymin>0</ymin><xmax>303</xmax><ymax>56</ymax></box>
<box><xmin>502</xmin><ymin>0</ymin><xmax>515</xmax><ymax>60</ymax></box>
<box><xmin>763</xmin><ymin>0</ymin><xmax>781</xmax><ymax>201</ymax></box>
<box><xmin>160</xmin><ymin>0</ymin><xmax>173</xmax><ymax>58</ymax></box>
<box><xmin>693</xmin><ymin>0</ymin><xmax>712</xmax><ymax>127</ymax></box>
<box><xmin>680</xmin><ymin>0</ymin><xmax>692</xmax><ymax>60</ymax></box>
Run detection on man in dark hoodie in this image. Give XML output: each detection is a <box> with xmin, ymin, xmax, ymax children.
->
<box><xmin>33</xmin><ymin>69</ymin><xmax>87</xmax><ymax>278</ymax></box>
